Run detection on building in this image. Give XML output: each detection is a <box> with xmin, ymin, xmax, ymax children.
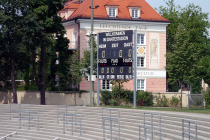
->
<box><xmin>58</xmin><ymin>0</ymin><xmax>170</xmax><ymax>92</ymax></box>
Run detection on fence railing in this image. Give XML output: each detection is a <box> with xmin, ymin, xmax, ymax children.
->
<box><xmin>0</xmin><ymin>132</ymin><xmax>17</xmax><ymax>140</ymax></box>
<box><xmin>63</xmin><ymin>113</ymin><xmax>82</xmax><ymax>136</ymax></box>
<box><xmin>187</xmin><ymin>94</ymin><xmax>204</xmax><ymax>107</ymax></box>
<box><xmin>10</xmin><ymin>103</ymin><xmax>31</xmax><ymax>120</ymax></box>
<box><xmin>19</xmin><ymin>110</ymin><xmax>39</xmax><ymax>130</ymax></box>
<box><xmin>139</xmin><ymin>112</ymin><xmax>161</xmax><ymax>140</ymax></box>
<box><xmin>102</xmin><ymin>108</ymin><xmax>120</xmax><ymax>140</ymax></box>
<box><xmin>182</xmin><ymin>119</ymin><xmax>197</xmax><ymax>140</ymax></box>
<box><xmin>57</xmin><ymin>105</ymin><xmax>77</xmax><ymax>124</ymax></box>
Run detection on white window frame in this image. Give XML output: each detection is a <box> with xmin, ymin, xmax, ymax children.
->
<box><xmin>137</xmin><ymin>79</ymin><xmax>146</xmax><ymax>91</ymax></box>
<box><xmin>137</xmin><ymin>33</ymin><xmax>146</xmax><ymax>45</ymax></box>
<box><xmin>137</xmin><ymin>56</ymin><xmax>146</xmax><ymax>68</ymax></box>
<box><xmin>72</xmin><ymin>31</ymin><xmax>76</xmax><ymax>49</ymax></box>
<box><xmin>128</xmin><ymin>7</ymin><xmax>140</xmax><ymax>18</ymax></box>
<box><xmin>109</xmin><ymin>8</ymin><xmax>116</xmax><ymax>17</ymax></box>
<box><xmin>101</xmin><ymin>80</ymin><xmax>112</xmax><ymax>91</ymax></box>
<box><xmin>65</xmin><ymin>9</ymin><xmax>68</xmax><ymax>20</ymax></box>
<box><xmin>131</xmin><ymin>9</ymin><xmax>139</xmax><ymax>18</ymax></box>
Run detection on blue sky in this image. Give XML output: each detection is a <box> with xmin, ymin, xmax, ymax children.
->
<box><xmin>146</xmin><ymin>0</ymin><xmax>210</xmax><ymax>36</ymax></box>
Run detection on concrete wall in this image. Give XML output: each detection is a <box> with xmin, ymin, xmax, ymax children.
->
<box><xmin>153</xmin><ymin>92</ymin><xmax>188</xmax><ymax>107</ymax></box>
<box><xmin>0</xmin><ymin>91</ymin><xmax>188</xmax><ymax>107</ymax></box>
<box><xmin>0</xmin><ymin>91</ymin><xmax>94</xmax><ymax>106</ymax></box>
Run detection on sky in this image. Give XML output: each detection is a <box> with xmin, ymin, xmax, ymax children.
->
<box><xmin>146</xmin><ymin>0</ymin><xmax>210</xmax><ymax>36</ymax></box>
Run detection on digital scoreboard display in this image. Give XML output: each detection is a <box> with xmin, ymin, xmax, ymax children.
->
<box><xmin>98</xmin><ymin>30</ymin><xmax>133</xmax><ymax>80</ymax></box>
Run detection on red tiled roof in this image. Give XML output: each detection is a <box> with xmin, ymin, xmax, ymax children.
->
<box><xmin>62</xmin><ymin>0</ymin><xmax>169</xmax><ymax>22</ymax></box>
<box><xmin>105</xmin><ymin>0</ymin><xmax>119</xmax><ymax>6</ymax></box>
<box><xmin>128</xmin><ymin>2</ymin><xmax>139</xmax><ymax>7</ymax></box>
<box><xmin>64</xmin><ymin>4</ymin><xmax>80</xmax><ymax>9</ymax></box>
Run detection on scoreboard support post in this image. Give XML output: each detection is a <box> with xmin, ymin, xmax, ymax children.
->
<box><xmin>97</xmin><ymin>34</ymin><xmax>100</xmax><ymax>107</ymax></box>
<box><xmin>133</xmin><ymin>30</ymin><xmax>137</xmax><ymax>108</ymax></box>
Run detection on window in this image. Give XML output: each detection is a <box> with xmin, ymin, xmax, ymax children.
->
<box><xmin>72</xmin><ymin>31</ymin><xmax>76</xmax><ymax>48</ymax></box>
<box><xmin>102</xmin><ymin>80</ymin><xmax>111</xmax><ymax>90</ymax></box>
<box><xmin>137</xmin><ymin>57</ymin><xmax>145</xmax><ymax>68</ymax></box>
<box><xmin>65</xmin><ymin>10</ymin><xmax>68</xmax><ymax>19</ymax></box>
<box><xmin>137</xmin><ymin>79</ymin><xmax>145</xmax><ymax>91</ymax></box>
<box><xmin>137</xmin><ymin>34</ymin><xmax>145</xmax><ymax>45</ymax></box>
<box><xmin>109</xmin><ymin>8</ymin><xmax>116</xmax><ymax>17</ymax></box>
<box><xmin>132</xmin><ymin>9</ymin><xmax>138</xmax><ymax>18</ymax></box>
<box><xmin>128</xmin><ymin>7</ymin><xmax>140</xmax><ymax>18</ymax></box>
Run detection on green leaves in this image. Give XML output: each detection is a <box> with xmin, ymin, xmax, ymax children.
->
<box><xmin>69</xmin><ymin>50</ymin><xmax>82</xmax><ymax>86</ymax></box>
<box><xmin>81</xmin><ymin>38</ymin><xmax>97</xmax><ymax>76</ymax></box>
<box><xmin>158</xmin><ymin>0</ymin><xmax>210</xmax><ymax>92</ymax></box>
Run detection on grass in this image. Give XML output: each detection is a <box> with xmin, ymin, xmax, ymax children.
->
<box><xmin>100</xmin><ymin>106</ymin><xmax>210</xmax><ymax>114</ymax></box>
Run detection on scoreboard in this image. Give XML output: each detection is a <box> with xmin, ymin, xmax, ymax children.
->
<box><xmin>98</xmin><ymin>30</ymin><xmax>133</xmax><ymax>80</ymax></box>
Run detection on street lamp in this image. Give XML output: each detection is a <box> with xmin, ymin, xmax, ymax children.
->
<box><xmin>88</xmin><ymin>2</ymin><xmax>99</xmax><ymax>107</ymax></box>
<box><xmin>86</xmin><ymin>32</ymin><xmax>97</xmax><ymax>107</ymax></box>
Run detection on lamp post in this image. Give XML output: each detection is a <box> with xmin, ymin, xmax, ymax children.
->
<box><xmin>89</xmin><ymin>1</ymin><xmax>99</xmax><ymax>107</ymax></box>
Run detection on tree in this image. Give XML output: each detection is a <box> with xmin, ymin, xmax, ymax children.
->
<box><xmin>0</xmin><ymin>0</ymin><xmax>28</xmax><ymax>103</ymax></box>
<box><xmin>19</xmin><ymin>0</ymin><xmax>69</xmax><ymax>104</ymax></box>
<box><xmin>81</xmin><ymin>38</ymin><xmax>97</xmax><ymax>78</ymax></box>
<box><xmin>199</xmin><ymin>38</ymin><xmax>210</xmax><ymax>88</ymax></box>
<box><xmin>158</xmin><ymin>0</ymin><xmax>210</xmax><ymax>92</ymax></box>
<box><xmin>111</xmin><ymin>80</ymin><xmax>128</xmax><ymax>106</ymax></box>
<box><xmin>166</xmin><ymin>24</ymin><xmax>192</xmax><ymax>109</ymax></box>
<box><xmin>69</xmin><ymin>50</ymin><xmax>83</xmax><ymax>105</ymax></box>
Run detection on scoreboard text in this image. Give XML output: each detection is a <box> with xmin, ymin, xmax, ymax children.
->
<box><xmin>98</xmin><ymin>30</ymin><xmax>133</xmax><ymax>80</ymax></box>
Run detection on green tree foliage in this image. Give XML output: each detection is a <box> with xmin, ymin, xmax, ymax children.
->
<box><xmin>69</xmin><ymin>50</ymin><xmax>83</xmax><ymax>105</ymax></box>
<box><xmin>158</xmin><ymin>0</ymin><xmax>210</xmax><ymax>92</ymax></box>
<box><xmin>166</xmin><ymin>24</ymin><xmax>193</xmax><ymax>108</ymax></box>
<box><xmin>0</xmin><ymin>0</ymin><xmax>69</xmax><ymax>104</ymax></box>
<box><xmin>204</xmin><ymin>90</ymin><xmax>210</xmax><ymax>108</ymax></box>
<box><xmin>20</xmin><ymin>0</ymin><xmax>69</xmax><ymax>104</ymax></box>
<box><xmin>0</xmin><ymin>0</ymin><xmax>29</xmax><ymax>103</ymax></box>
<box><xmin>198</xmin><ymin>38</ymin><xmax>210</xmax><ymax>87</ymax></box>
<box><xmin>81</xmin><ymin>38</ymin><xmax>97</xmax><ymax>77</ymax></box>
<box><xmin>111</xmin><ymin>80</ymin><xmax>129</xmax><ymax>106</ymax></box>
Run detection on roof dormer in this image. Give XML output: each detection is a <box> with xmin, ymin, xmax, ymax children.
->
<box><xmin>128</xmin><ymin>2</ymin><xmax>141</xmax><ymax>19</ymax></box>
<box><xmin>105</xmin><ymin>0</ymin><xmax>119</xmax><ymax>18</ymax></box>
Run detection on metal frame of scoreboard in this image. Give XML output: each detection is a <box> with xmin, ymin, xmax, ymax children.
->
<box><xmin>97</xmin><ymin>30</ymin><xmax>133</xmax><ymax>80</ymax></box>
<box><xmin>96</xmin><ymin>30</ymin><xmax>137</xmax><ymax>107</ymax></box>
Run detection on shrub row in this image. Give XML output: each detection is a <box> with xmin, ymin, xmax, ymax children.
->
<box><xmin>100</xmin><ymin>90</ymin><xmax>181</xmax><ymax>107</ymax></box>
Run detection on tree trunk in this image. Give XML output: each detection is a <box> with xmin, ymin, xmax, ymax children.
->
<box><xmin>40</xmin><ymin>46</ymin><xmax>46</xmax><ymax>105</ymax></box>
<box><xmin>75</xmin><ymin>83</ymin><xmax>77</xmax><ymax>106</ymax></box>
<box><xmin>11</xmin><ymin>58</ymin><xmax>17</xmax><ymax>103</ymax></box>
<box><xmin>180</xmin><ymin>82</ymin><xmax>183</xmax><ymax>109</ymax></box>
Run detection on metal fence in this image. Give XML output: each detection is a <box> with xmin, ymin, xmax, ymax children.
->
<box><xmin>187</xmin><ymin>94</ymin><xmax>204</xmax><ymax>107</ymax></box>
<box><xmin>102</xmin><ymin>108</ymin><xmax>120</xmax><ymax>140</ymax></box>
<box><xmin>9</xmin><ymin>104</ymin><xmax>39</xmax><ymax>130</ymax></box>
<box><xmin>10</xmin><ymin>104</ymin><xmax>31</xmax><ymax>120</ymax></box>
<box><xmin>182</xmin><ymin>119</ymin><xmax>197</xmax><ymax>140</ymax></box>
<box><xmin>139</xmin><ymin>112</ymin><xmax>161</xmax><ymax>140</ymax></box>
<box><xmin>0</xmin><ymin>132</ymin><xmax>17</xmax><ymax>140</ymax></box>
<box><xmin>62</xmin><ymin>113</ymin><xmax>82</xmax><ymax>136</ymax></box>
<box><xmin>19</xmin><ymin>110</ymin><xmax>39</xmax><ymax>130</ymax></box>
<box><xmin>57</xmin><ymin>105</ymin><xmax>77</xmax><ymax>124</ymax></box>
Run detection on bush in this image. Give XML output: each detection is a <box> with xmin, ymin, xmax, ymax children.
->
<box><xmin>204</xmin><ymin>90</ymin><xmax>210</xmax><ymax>109</ymax></box>
<box><xmin>100</xmin><ymin>90</ymin><xmax>112</xmax><ymax>105</ymax></box>
<box><xmin>154</xmin><ymin>94</ymin><xmax>169</xmax><ymax>107</ymax></box>
<box><xmin>169</xmin><ymin>95</ymin><xmax>180</xmax><ymax>108</ymax></box>
<box><xmin>121</xmin><ymin>89</ymin><xmax>133</xmax><ymax>105</ymax></box>
<box><xmin>137</xmin><ymin>91</ymin><xmax>154</xmax><ymax>106</ymax></box>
